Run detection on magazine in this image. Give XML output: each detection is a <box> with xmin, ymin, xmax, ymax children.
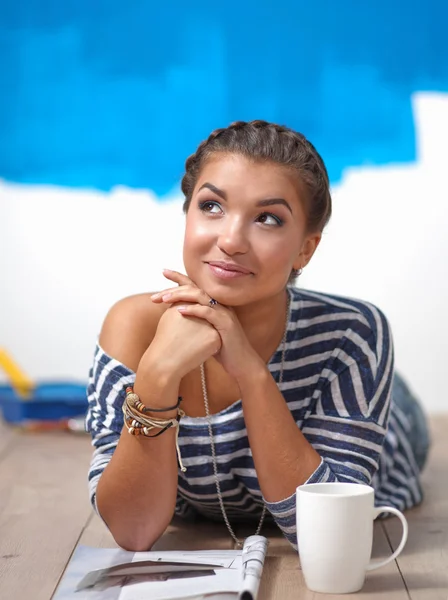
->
<box><xmin>53</xmin><ymin>535</ymin><xmax>268</xmax><ymax>600</ymax></box>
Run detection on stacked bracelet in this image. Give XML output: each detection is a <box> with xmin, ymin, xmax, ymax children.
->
<box><xmin>122</xmin><ymin>386</ymin><xmax>186</xmax><ymax>472</ymax></box>
<box><xmin>124</xmin><ymin>386</ymin><xmax>182</xmax><ymax>413</ymax></box>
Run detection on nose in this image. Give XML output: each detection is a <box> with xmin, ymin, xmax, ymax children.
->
<box><xmin>216</xmin><ymin>216</ymin><xmax>250</xmax><ymax>256</ymax></box>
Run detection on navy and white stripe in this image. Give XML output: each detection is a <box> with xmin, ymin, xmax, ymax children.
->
<box><xmin>85</xmin><ymin>286</ymin><xmax>423</xmax><ymax>548</ymax></box>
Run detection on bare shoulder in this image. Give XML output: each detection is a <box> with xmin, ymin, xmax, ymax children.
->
<box><xmin>99</xmin><ymin>293</ymin><xmax>167</xmax><ymax>372</ymax></box>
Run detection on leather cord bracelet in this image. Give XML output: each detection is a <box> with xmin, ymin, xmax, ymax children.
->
<box><xmin>122</xmin><ymin>385</ymin><xmax>186</xmax><ymax>472</ymax></box>
<box><xmin>125</xmin><ymin>386</ymin><xmax>182</xmax><ymax>413</ymax></box>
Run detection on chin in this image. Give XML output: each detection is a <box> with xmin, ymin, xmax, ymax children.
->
<box><xmin>206</xmin><ymin>280</ymin><xmax>265</xmax><ymax>308</ymax></box>
<box><xmin>187</xmin><ymin>273</ymin><xmax>248</xmax><ymax>306</ymax></box>
<box><xmin>201</xmin><ymin>282</ymin><xmax>244</xmax><ymax>305</ymax></box>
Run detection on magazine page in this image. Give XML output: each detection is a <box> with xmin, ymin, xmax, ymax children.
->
<box><xmin>53</xmin><ymin>537</ymin><xmax>268</xmax><ymax>600</ymax></box>
<box><xmin>119</xmin><ymin>536</ymin><xmax>268</xmax><ymax>600</ymax></box>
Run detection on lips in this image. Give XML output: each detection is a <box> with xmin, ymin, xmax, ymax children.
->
<box><xmin>206</xmin><ymin>261</ymin><xmax>253</xmax><ymax>275</ymax></box>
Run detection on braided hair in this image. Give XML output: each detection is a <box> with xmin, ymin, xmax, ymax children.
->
<box><xmin>181</xmin><ymin>120</ymin><xmax>332</xmax><ymax>234</ymax></box>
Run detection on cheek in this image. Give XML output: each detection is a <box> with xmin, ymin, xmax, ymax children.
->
<box><xmin>183</xmin><ymin>215</ymin><xmax>212</xmax><ymax>259</ymax></box>
<box><xmin>183</xmin><ymin>217</ymin><xmax>216</xmax><ymax>283</ymax></box>
<box><xmin>256</xmin><ymin>234</ymin><xmax>298</xmax><ymax>268</ymax></box>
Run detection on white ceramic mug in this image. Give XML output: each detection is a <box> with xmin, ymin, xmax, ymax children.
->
<box><xmin>296</xmin><ymin>482</ymin><xmax>408</xmax><ymax>594</ymax></box>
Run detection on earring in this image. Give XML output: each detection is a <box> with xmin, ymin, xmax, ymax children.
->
<box><xmin>292</xmin><ymin>267</ymin><xmax>303</xmax><ymax>278</ymax></box>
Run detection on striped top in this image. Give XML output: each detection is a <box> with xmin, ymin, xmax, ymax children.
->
<box><xmin>85</xmin><ymin>286</ymin><xmax>423</xmax><ymax>549</ymax></box>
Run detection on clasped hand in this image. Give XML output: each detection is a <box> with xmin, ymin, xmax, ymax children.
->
<box><xmin>151</xmin><ymin>269</ymin><xmax>262</xmax><ymax>382</ymax></box>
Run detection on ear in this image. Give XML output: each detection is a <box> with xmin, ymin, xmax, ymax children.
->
<box><xmin>293</xmin><ymin>232</ymin><xmax>322</xmax><ymax>270</ymax></box>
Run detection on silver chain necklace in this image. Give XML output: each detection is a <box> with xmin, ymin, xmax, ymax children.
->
<box><xmin>199</xmin><ymin>292</ymin><xmax>291</xmax><ymax>548</ymax></box>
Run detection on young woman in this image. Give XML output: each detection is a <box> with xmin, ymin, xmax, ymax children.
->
<box><xmin>86</xmin><ymin>120</ymin><xmax>429</xmax><ymax>551</ymax></box>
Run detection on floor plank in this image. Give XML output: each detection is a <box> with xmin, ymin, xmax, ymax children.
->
<box><xmin>384</xmin><ymin>519</ymin><xmax>448</xmax><ymax>600</ymax></box>
<box><xmin>0</xmin><ymin>429</ymin><xmax>93</xmax><ymax>600</ymax></box>
<box><xmin>0</xmin><ymin>417</ymin><xmax>18</xmax><ymax>458</ymax></box>
<box><xmin>382</xmin><ymin>414</ymin><xmax>448</xmax><ymax>600</ymax></box>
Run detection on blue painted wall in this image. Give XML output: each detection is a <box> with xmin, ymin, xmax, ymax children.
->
<box><xmin>1</xmin><ymin>1</ymin><xmax>447</xmax><ymax>194</ymax></box>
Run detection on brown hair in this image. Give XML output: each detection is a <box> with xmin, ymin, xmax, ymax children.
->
<box><xmin>181</xmin><ymin>120</ymin><xmax>332</xmax><ymax>233</ymax></box>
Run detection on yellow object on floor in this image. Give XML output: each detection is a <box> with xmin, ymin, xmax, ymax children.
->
<box><xmin>0</xmin><ymin>349</ymin><xmax>35</xmax><ymax>398</ymax></box>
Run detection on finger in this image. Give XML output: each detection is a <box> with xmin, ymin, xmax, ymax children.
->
<box><xmin>151</xmin><ymin>285</ymin><xmax>191</xmax><ymax>302</ymax></box>
<box><xmin>162</xmin><ymin>269</ymin><xmax>193</xmax><ymax>286</ymax></box>
<box><xmin>176</xmin><ymin>303</ymin><xmax>224</xmax><ymax>327</ymax></box>
<box><xmin>158</xmin><ymin>287</ymin><xmax>211</xmax><ymax>306</ymax></box>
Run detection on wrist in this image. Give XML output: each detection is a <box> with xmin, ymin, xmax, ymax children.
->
<box><xmin>234</xmin><ymin>355</ymin><xmax>270</xmax><ymax>393</ymax></box>
<box><xmin>138</xmin><ymin>349</ymin><xmax>183</xmax><ymax>387</ymax></box>
<box><xmin>134</xmin><ymin>358</ymin><xmax>182</xmax><ymax>417</ymax></box>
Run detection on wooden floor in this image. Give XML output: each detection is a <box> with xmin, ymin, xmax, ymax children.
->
<box><xmin>0</xmin><ymin>415</ymin><xmax>446</xmax><ymax>600</ymax></box>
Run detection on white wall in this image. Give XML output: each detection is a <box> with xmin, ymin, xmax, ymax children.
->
<box><xmin>1</xmin><ymin>92</ymin><xmax>447</xmax><ymax>413</ymax></box>
<box><xmin>302</xmin><ymin>93</ymin><xmax>448</xmax><ymax>413</ymax></box>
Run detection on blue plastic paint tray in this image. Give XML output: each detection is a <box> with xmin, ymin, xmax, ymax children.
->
<box><xmin>0</xmin><ymin>382</ymin><xmax>88</xmax><ymax>424</ymax></box>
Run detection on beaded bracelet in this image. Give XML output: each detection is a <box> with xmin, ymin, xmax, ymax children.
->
<box><xmin>125</xmin><ymin>385</ymin><xmax>182</xmax><ymax>413</ymax></box>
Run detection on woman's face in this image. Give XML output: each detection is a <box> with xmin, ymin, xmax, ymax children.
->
<box><xmin>183</xmin><ymin>153</ymin><xmax>321</xmax><ymax>306</ymax></box>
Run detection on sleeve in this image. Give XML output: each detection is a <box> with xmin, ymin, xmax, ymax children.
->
<box><xmin>84</xmin><ymin>344</ymin><xmax>136</xmax><ymax>512</ymax></box>
<box><xmin>264</xmin><ymin>307</ymin><xmax>394</xmax><ymax>550</ymax></box>
<box><xmin>84</xmin><ymin>344</ymin><xmax>199</xmax><ymax>520</ymax></box>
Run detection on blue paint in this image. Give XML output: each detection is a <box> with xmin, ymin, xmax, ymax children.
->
<box><xmin>0</xmin><ymin>1</ymin><xmax>447</xmax><ymax>193</ymax></box>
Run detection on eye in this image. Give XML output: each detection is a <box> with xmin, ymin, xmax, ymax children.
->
<box><xmin>198</xmin><ymin>200</ymin><xmax>222</xmax><ymax>214</ymax></box>
<box><xmin>257</xmin><ymin>213</ymin><xmax>283</xmax><ymax>227</ymax></box>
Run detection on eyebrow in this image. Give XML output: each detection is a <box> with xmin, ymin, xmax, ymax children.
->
<box><xmin>198</xmin><ymin>182</ymin><xmax>293</xmax><ymax>214</ymax></box>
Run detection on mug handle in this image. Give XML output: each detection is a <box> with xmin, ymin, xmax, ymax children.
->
<box><xmin>366</xmin><ymin>506</ymin><xmax>408</xmax><ymax>571</ymax></box>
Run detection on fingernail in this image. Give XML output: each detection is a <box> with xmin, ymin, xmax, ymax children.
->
<box><xmin>163</xmin><ymin>268</ymin><xmax>172</xmax><ymax>273</ymax></box>
<box><xmin>151</xmin><ymin>293</ymin><xmax>160</xmax><ymax>300</ymax></box>
<box><xmin>177</xmin><ymin>305</ymin><xmax>188</xmax><ymax>312</ymax></box>
<box><xmin>162</xmin><ymin>293</ymin><xmax>172</xmax><ymax>301</ymax></box>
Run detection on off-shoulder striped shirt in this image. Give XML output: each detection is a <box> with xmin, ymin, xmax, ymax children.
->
<box><xmin>85</xmin><ymin>286</ymin><xmax>423</xmax><ymax>549</ymax></box>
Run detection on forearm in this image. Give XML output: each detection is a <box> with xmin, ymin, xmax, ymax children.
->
<box><xmin>96</xmin><ymin>369</ymin><xmax>181</xmax><ymax>551</ymax></box>
<box><xmin>238</xmin><ymin>360</ymin><xmax>321</xmax><ymax>502</ymax></box>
